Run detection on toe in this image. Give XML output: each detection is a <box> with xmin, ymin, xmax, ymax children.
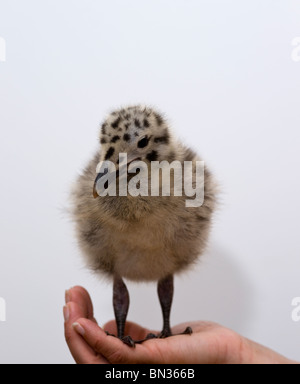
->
<box><xmin>182</xmin><ymin>326</ymin><xmax>193</xmax><ymax>335</ymax></box>
<box><xmin>122</xmin><ymin>336</ymin><xmax>136</xmax><ymax>348</ymax></box>
<box><xmin>146</xmin><ymin>333</ymin><xmax>158</xmax><ymax>340</ymax></box>
<box><xmin>105</xmin><ymin>331</ymin><xmax>116</xmax><ymax>337</ymax></box>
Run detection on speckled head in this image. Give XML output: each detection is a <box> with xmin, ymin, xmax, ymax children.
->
<box><xmin>99</xmin><ymin>105</ymin><xmax>175</xmax><ymax>165</ymax></box>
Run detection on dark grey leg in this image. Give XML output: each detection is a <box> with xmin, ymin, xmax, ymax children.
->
<box><xmin>106</xmin><ymin>275</ymin><xmax>156</xmax><ymax>347</ymax></box>
<box><xmin>113</xmin><ymin>275</ymin><xmax>129</xmax><ymax>338</ymax></box>
<box><xmin>112</xmin><ymin>275</ymin><xmax>135</xmax><ymax>347</ymax></box>
<box><xmin>158</xmin><ymin>275</ymin><xmax>174</xmax><ymax>337</ymax></box>
<box><xmin>158</xmin><ymin>274</ymin><xmax>193</xmax><ymax>338</ymax></box>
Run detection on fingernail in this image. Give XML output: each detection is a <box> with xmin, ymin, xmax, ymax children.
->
<box><xmin>63</xmin><ymin>305</ymin><xmax>69</xmax><ymax>322</ymax></box>
<box><xmin>65</xmin><ymin>289</ymin><xmax>71</xmax><ymax>304</ymax></box>
<box><xmin>73</xmin><ymin>322</ymin><xmax>85</xmax><ymax>336</ymax></box>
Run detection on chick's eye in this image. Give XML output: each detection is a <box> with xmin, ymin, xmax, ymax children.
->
<box><xmin>137</xmin><ymin>136</ymin><xmax>149</xmax><ymax>148</ymax></box>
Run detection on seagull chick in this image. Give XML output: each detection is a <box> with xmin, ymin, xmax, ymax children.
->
<box><xmin>71</xmin><ymin>105</ymin><xmax>216</xmax><ymax>347</ymax></box>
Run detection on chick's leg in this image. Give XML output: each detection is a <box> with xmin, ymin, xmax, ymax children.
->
<box><xmin>112</xmin><ymin>275</ymin><xmax>135</xmax><ymax>347</ymax></box>
<box><xmin>158</xmin><ymin>275</ymin><xmax>193</xmax><ymax>338</ymax></box>
<box><xmin>107</xmin><ymin>275</ymin><xmax>157</xmax><ymax>347</ymax></box>
<box><xmin>158</xmin><ymin>275</ymin><xmax>174</xmax><ymax>337</ymax></box>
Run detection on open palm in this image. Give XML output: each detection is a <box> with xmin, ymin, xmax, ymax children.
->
<box><xmin>64</xmin><ymin>286</ymin><xmax>294</xmax><ymax>364</ymax></box>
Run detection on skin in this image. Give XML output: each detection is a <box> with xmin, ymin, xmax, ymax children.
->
<box><xmin>64</xmin><ymin>286</ymin><xmax>298</xmax><ymax>365</ymax></box>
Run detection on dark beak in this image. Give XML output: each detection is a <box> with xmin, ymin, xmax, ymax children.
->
<box><xmin>93</xmin><ymin>168</ymin><xmax>109</xmax><ymax>198</ymax></box>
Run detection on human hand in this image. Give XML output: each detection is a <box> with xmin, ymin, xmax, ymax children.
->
<box><xmin>64</xmin><ymin>286</ymin><xmax>296</xmax><ymax>364</ymax></box>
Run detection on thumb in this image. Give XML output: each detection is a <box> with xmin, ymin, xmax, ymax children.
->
<box><xmin>72</xmin><ymin>318</ymin><xmax>154</xmax><ymax>364</ymax></box>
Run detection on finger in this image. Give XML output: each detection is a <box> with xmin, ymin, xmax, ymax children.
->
<box><xmin>103</xmin><ymin>320</ymin><xmax>158</xmax><ymax>341</ymax></box>
<box><xmin>64</xmin><ymin>302</ymin><xmax>108</xmax><ymax>364</ymax></box>
<box><xmin>66</xmin><ymin>286</ymin><xmax>96</xmax><ymax>322</ymax></box>
<box><xmin>73</xmin><ymin>318</ymin><xmax>155</xmax><ymax>364</ymax></box>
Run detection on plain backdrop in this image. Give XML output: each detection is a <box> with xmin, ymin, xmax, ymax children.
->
<box><xmin>0</xmin><ymin>0</ymin><xmax>300</xmax><ymax>363</ymax></box>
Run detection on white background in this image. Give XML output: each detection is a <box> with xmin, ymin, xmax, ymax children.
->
<box><xmin>0</xmin><ymin>0</ymin><xmax>300</xmax><ymax>363</ymax></box>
